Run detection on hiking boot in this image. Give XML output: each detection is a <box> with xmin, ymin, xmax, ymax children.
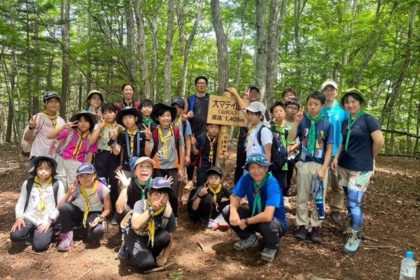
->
<box><xmin>294</xmin><ymin>226</ymin><xmax>308</xmax><ymax>240</ymax></box>
<box><xmin>331</xmin><ymin>211</ymin><xmax>342</xmax><ymax>225</ymax></box>
<box><xmin>310</xmin><ymin>227</ymin><xmax>322</xmax><ymax>243</ymax></box>
<box><xmin>261</xmin><ymin>247</ymin><xmax>277</xmax><ymax>262</ymax></box>
<box><xmin>344</xmin><ymin>229</ymin><xmax>362</xmax><ymax>254</ymax></box>
<box><xmin>233</xmin><ymin>234</ymin><xmax>259</xmax><ymax>251</ymax></box>
<box><xmin>57</xmin><ymin>231</ymin><xmax>73</xmax><ymax>252</ymax></box>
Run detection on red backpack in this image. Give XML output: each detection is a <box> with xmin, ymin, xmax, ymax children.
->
<box><xmin>151</xmin><ymin>125</ymin><xmax>180</xmax><ymax>161</ymax></box>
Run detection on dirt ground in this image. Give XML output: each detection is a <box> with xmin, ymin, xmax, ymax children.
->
<box><xmin>0</xmin><ymin>144</ymin><xmax>419</xmax><ymax>280</ymax></box>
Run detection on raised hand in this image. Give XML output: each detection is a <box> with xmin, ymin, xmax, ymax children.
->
<box><xmin>28</xmin><ymin>114</ymin><xmax>37</xmax><ymax>129</ymax></box>
<box><xmin>98</xmin><ymin>116</ymin><xmax>106</xmax><ymax>129</ymax></box>
<box><xmin>144</xmin><ymin>125</ymin><xmax>152</xmax><ymax>140</ymax></box>
<box><xmin>151</xmin><ymin>193</ymin><xmax>166</xmax><ymax>211</ymax></box>
<box><xmin>115</xmin><ymin>170</ymin><xmax>131</xmax><ymax>188</ymax></box>
<box><xmin>294</xmin><ymin>107</ymin><xmax>304</xmax><ymax>123</ymax></box>
<box><xmin>109</xmin><ymin>127</ymin><xmax>117</xmax><ymax>141</ymax></box>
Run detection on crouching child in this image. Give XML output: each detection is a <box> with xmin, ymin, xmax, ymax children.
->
<box><xmin>223</xmin><ymin>153</ymin><xmax>288</xmax><ymax>262</ymax></box>
<box><xmin>119</xmin><ymin>177</ymin><xmax>176</xmax><ymax>271</ymax></box>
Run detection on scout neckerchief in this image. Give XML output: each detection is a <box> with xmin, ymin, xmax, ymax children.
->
<box><xmin>208</xmin><ymin>183</ymin><xmax>222</xmax><ymax>209</ymax></box>
<box><xmin>34</xmin><ymin>176</ymin><xmax>52</xmax><ymax>215</ymax></box>
<box><xmin>73</xmin><ymin>129</ymin><xmax>89</xmax><ymax>159</ymax></box>
<box><xmin>307</xmin><ymin>113</ymin><xmax>323</xmax><ymax>155</ymax></box>
<box><xmin>158</xmin><ymin>126</ymin><xmax>173</xmax><ymax>159</ymax></box>
<box><xmin>206</xmin><ymin>133</ymin><xmax>218</xmax><ymax>166</ymax></box>
<box><xmin>126</xmin><ymin>128</ymin><xmax>139</xmax><ymax>157</ymax></box>
<box><xmin>345</xmin><ymin>110</ymin><xmax>365</xmax><ymax>151</ymax></box>
<box><xmin>43</xmin><ymin>110</ymin><xmax>58</xmax><ymax>129</ymax></box>
<box><xmin>100</xmin><ymin>122</ymin><xmax>117</xmax><ymax>137</ymax></box>
<box><xmin>134</xmin><ymin>178</ymin><xmax>152</xmax><ymax>200</ymax></box>
<box><xmin>147</xmin><ymin>202</ymin><xmax>165</xmax><ymax>247</ymax></box>
<box><xmin>80</xmin><ymin>180</ymin><xmax>99</xmax><ymax>227</ymax></box>
<box><xmin>274</xmin><ymin>120</ymin><xmax>287</xmax><ymax>146</ymax></box>
<box><xmin>174</xmin><ymin>117</ymin><xmax>182</xmax><ymax>127</ymax></box>
<box><xmin>252</xmin><ymin>174</ymin><xmax>269</xmax><ymax>216</ymax></box>
<box><xmin>143</xmin><ymin>117</ymin><xmax>154</xmax><ymax>127</ymax></box>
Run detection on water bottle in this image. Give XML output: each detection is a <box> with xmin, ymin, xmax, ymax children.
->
<box><xmin>315</xmin><ymin>192</ymin><xmax>325</xmax><ymax>220</ymax></box>
<box><xmin>399</xmin><ymin>251</ymin><xmax>417</xmax><ymax>280</ymax></box>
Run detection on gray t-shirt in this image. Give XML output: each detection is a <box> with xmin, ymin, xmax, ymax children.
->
<box><xmin>153</xmin><ymin>126</ymin><xmax>184</xmax><ymax>169</ymax></box>
<box><xmin>133</xmin><ymin>199</ymin><xmax>176</xmax><ymax>233</ymax></box>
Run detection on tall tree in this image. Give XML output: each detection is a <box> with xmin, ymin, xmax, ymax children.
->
<box><xmin>60</xmin><ymin>0</ymin><xmax>70</xmax><ymax>118</ymax></box>
<box><xmin>255</xmin><ymin>0</ymin><xmax>267</xmax><ymax>99</ymax></box>
<box><xmin>163</xmin><ymin>0</ymin><xmax>175</xmax><ymax>101</ymax></box>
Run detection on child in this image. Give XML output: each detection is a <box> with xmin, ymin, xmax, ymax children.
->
<box><xmin>191</xmin><ymin>123</ymin><xmax>220</xmax><ymax>187</ymax></box>
<box><xmin>85</xmin><ymin>89</ymin><xmax>104</xmax><ymax>119</ymax></box>
<box><xmin>187</xmin><ymin>167</ymin><xmax>230</xmax><ymax>230</ymax></box>
<box><xmin>116</xmin><ymin>83</ymin><xmax>141</xmax><ymax>111</ymax></box>
<box><xmin>150</xmin><ymin>103</ymin><xmax>185</xmax><ymax>218</ymax></box>
<box><xmin>140</xmin><ymin>99</ymin><xmax>157</xmax><ymax>131</ymax></box>
<box><xmin>288</xmin><ymin>91</ymin><xmax>333</xmax><ymax>243</ymax></box>
<box><xmin>281</xmin><ymin>87</ymin><xmax>298</xmax><ymax>102</ymax></box>
<box><xmin>90</xmin><ymin>103</ymin><xmax>124</xmax><ymax>223</ymax></box>
<box><xmin>48</xmin><ymin>111</ymin><xmax>98</xmax><ymax>189</ymax></box>
<box><xmin>57</xmin><ymin>163</ymin><xmax>111</xmax><ymax>252</ymax></box>
<box><xmin>10</xmin><ymin>156</ymin><xmax>65</xmax><ymax>252</ymax></box>
<box><xmin>109</xmin><ymin>107</ymin><xmax>152</xmax><ymax>173</ymax></box>
<box><xmin>120</xmin><ymin>177</ymin><xmax>176</xmax><ymax>270</ymax></box>
<box><xmin>23</xmin><ymin>91</ymin><xmax>65</xmax><ymax>161</ymax></box>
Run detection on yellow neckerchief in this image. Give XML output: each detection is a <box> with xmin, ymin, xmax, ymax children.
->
<box><xmin>73</xmin><ymin>129</ymin><xmax>90</xmax><ymax>159</ymax></box>
<box><xmin>208</xmin><ymin>184</ymin><xmax>222</xmax><ymax>208</ymax></box>
<box><xmin>158</xmin><ymin>126</ymin><xmax>173</xmax><ymax>159</ymax></box>
<box><xmin>100</xmin><ymin>121</ymin><xmax>117</xmax><ymax>137</ymax></box>
<box><xmin>247</xmin><ymin>124</ymin><xmax>258</xmax><ymax>138</ymax></box>
<box><xmin>43</xmin><ymin>110</ymin><xmax>58</xmax><ymax>128</ymax></box>
<box><xmin>127</xmin><ymin>128</ymin><xmax>138</xmax><ymax>157</ymax></box>
<box><xmin>147</xmin><ymin>202</ymin><xmax>165</xmax><ymax>247</ymax></box>
<box><xmin>174</xmin><ymin>117</ymin><xmax>182</xmax><ymax>127</ymax></box>
<box><xmin>80</xmin><ymin>180</ymin><xmax>99</xmax><ymax>227</ymax></box>
<box><xmin>34</xmin><ymin>176</ymin><xmax>53</xmax><ymax>215</ymax></box>
<box><xmin>206</xmin><ymin>133</ymin><xmax>218</xmax><ymax>165</ymax></box>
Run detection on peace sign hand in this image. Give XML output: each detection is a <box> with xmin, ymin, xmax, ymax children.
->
<box><xmin>294</xmin><ymin>107</ymin><xmax>305</xmax><ymax>123</ymax></box>
<box><xmin>144</xmin><ymin>125</ymin><xmax>152</xmax><ymax>140</ymax></box>
<box><xmin>109</xmin><ymin>127</ymin><xmax>117</xmax><ymax>141</ymax></box>
<box><xmin>28</xmin><ymin>114</ymin><xmax>37</xmax><ymax>129</ymax></box>
<box><xmin>151</xmin><ymin>193</ymin><xmax>166</xmax><ymax>211</ymax></box>
<box><xmin>98</xmin><ymin>116</ymin><xmax>106</xmax><ymax>129</ymax></box>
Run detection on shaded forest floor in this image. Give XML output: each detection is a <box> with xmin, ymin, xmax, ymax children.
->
<box><xmin>0</xmin><ymin>144</ymin><xmax>419</xmax><ymax>280</ymax></box>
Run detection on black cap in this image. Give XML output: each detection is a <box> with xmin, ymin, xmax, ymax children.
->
<box><xmin>206</xmin><ymin>166</ymin><xmax>223</xmax><ymax>178</ymax></box>
<box><xmin>116</xmin><ymin>107</ymin><xmax>142</xmax><ymax>126</ymax></box>
<box><xmin>151</xmin><ymin>103</ymin><xmax>177</xmax><ymax>123</ymax></box>
<box><xmin>29</xmin><ymin>156</ymin><xmax>57</xmax><ymax>176</ymax></box>
<box><xmin>69</xmin><ymin>111</ymin><xmax>97</xmax><ymax>132</ymax></box>
<box><xmin>171</xmin><ymin>97</ymin><xmax>185</xmax><ymax>109</ymax></box>
<box><xmin>248</xmin><ymin>84</ymin><xmax>260</xmax><ymax>92</ymax></box>
<box><xmin>43</xmin><ymin>91</ymin><xmax>61</xmax><ymax>102</ymax></box>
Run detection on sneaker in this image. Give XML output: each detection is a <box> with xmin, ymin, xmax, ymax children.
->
<box><xmin>233</xmin><ymin>234</ymin><xmax>259</xmax><ymax>251</ymax></box>
<box><xmin>344</xmin><ymin>229</ymin><xmax>361</xmax><ymax>254</ymax></box>
<box><xmin>331</xmin><ymin>211</ymin><xmax>342</xmax><ymax>225</ymax></box>
<box><xmin>118</xmin><ymin>245</ymin><xmax>128</xmax><ymax>260</ymax></box>
<box><xmin>310</xmin><ymin>227</ymin><xmax>322</xmax><ymax>243</ymax></box>
<box><xmin>207</xmin><ymin>219</ymin><xmax>218</xmax><ymax>230</ymax></box>
<box><xmin>57</xmin><ymin>231</ymin><xmax>73</xmax><ymax>252</ymax></box>
<box><xmin>283</xmin><ymin>197</ymin><xmax>291</xmax><ymax>210</ymax></box>
<box><xmin>294</xmin><ymin>226</ymin><xmax>308</xmax><ymax>240</ymax></box>
<box><xmin>261</xmin><ymin>247</ymin><xmax>277</xmax><ymax>262</ymax></box>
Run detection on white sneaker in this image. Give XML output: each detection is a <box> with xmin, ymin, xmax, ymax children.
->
<box><xmin>284</xmin><ymin>197</ymin><xmax>291</xmax><ymax>210</ymax></box>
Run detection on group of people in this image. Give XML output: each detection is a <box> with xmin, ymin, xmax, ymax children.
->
<box><xmin>10</xmin><ymin>77</ymin><xmax>384</xmax><ymax>271</ymax></box>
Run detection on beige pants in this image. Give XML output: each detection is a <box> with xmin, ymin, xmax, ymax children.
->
<box><xmin>296</xmin><ymin>161</ymin><xmax>328</xmax><ymax>228</ymax></box>
<box><xmin>329</xmin><ymin>166</ymin><xmax>345</xmax><ymax>212</ymax></box>
<box><xmin>56</xmin><ymin>156</ymin><xmax>81</xmax><ymax>192</ymax></box>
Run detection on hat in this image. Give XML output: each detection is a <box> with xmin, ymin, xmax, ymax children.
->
<box><xmin>246</xmin><ymin>101</ymin><xmax>266</xmax><ymax>114</ymax></box>
<box><xmin>151</xmin><ymin>103</ymin><xmax>177</xmax><ymax>123</ymax></box>
<box><xmin>76</xmin><ymin>163</ymin><xmax>96</xmax><ymax>176</ymax></box>
<box><xmin>86</xmin><ymin>90</ymin><xmax>104</xmax><ymax>102</ymax></box>
<box><xmin>134</xmin><ymin>157</ymin><xmax>154</xmax><ymax>169</ymax></box>
<box><xmin>43</xmin><ymin>91</ymin><xmax>61</xmax><ymax>102</ymax></box>
<box><xmin>116</xmin><ymin>106</ymin><xmax>142</xmax><ymax>126</ymax></box>
<box><xmin>29</xmin><ymin>156</ymin><xmax>57</xmax><ymax>176</ymax></box>
<box><xmin>248</xmin><ymin>84</ymin><xmax>260</xmax><ymax>92</ymax></box>
<box><xmin>206</xmin><ymin>166</ymin><xmax>223</xmax><ymax>178</ymax></box>
<box><xmin>243</xmin><ymin>153</ymin><xmax>271</xmax><ymax>169</ymax></box>
<box><xmin>70</xmin><ymin>111</ymin><xmax>97</xmax><ymax>132</ymax></box>
<box><xmin>150</xmin><ymin>177</ymin><xmax>173</xmax><ymax>193</ymax></box>
<box><xmin>171</xmin><ymin>97</ymin><xmax>185</xmax><ymax>109</ymax></box>
<box><xmin>321</xmin><ymin>80</ymin><xmax>338</xmax><ymax>91</ymax></box>
<box><xmin>340</xmin><ymin>88</ymin><xmax>366</xmax><ymax>107</ymax></box>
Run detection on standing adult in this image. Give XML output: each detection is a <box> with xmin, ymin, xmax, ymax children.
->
<box><xmin>116</xmin><ymin>83</ymin><xmax>141</xmax><ymax>111</ymax></box>
<box><xmin>332</xmin><ymin>88</ymin><xmax>384</xmax><ymax>253</ymax></box>
<box><xmin>320</xmin><ymin>80</ymin><xmax>348</xmax><ymax>224</ymax></box>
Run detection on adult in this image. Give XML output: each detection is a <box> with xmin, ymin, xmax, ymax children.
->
<box><xmin>85</xmin><ymin>89</ymin><xmax>105</xmax><ymax>119</ymax></box>
<box><xmin>320</xmin><ymin>80</ymin><xmax>348</xmax><ymax>224</ymax></box>
<box><xmin>281</xmin><ymin>87</ymin><xmax>298</xmax><ymax>102</ymax></box>
<box><xmin>116</xmin><ymin>83</ymin><xmax>141</xmax><ymax>111</ymax></box>
<box><xmin>332</xmin><ymin>88</ymin><xmax>384</xmax><ymax>253</ymax></box>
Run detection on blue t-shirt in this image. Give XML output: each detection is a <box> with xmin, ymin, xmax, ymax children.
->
<box><xmin>338</xmin><ymin>114</ymin><xmax>381</xmax><ymax>171</ymax></box>
<box><xmin>297</xmin><ymin>114</ymin><xmax>334</xmax><ymax>164</ymax></box>
<box><xmin>321</xmin><ymin>100</ymin><xmax>348</xmax><ymax>156</ymax></box>
<box><xmin>232</xmin><ymin>173</ymin><xmax>288</xmax><ymax>228</ymax></box>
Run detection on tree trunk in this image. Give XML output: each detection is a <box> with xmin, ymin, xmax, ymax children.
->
<box><xmin>255</xmin><ymin>0</ymin><xmax>267</xmax><ymax>100</ymax></box>
<box><xmin>210</xmin><ymin>0</ymin><xmax>229</xmax><ymax>93</ymax></box>
<box><xmin>32</xmin><ymin>20</ymin><xmax>40</xmax><ymax>114</ymax></box>
<box><xmin>125</xmin><ymin>0</ymin><xmax>136</xmax><ymax>84</ymax></box>
<box><xmin>25</xmin><ymin>5</ymin><xmax>33</xmax><ymax>118</ymax></box>
<box><xmin>150</xmin><ymin>3</ymin><xmax>159</xmax><ymax>101</ymax></box>
<box><xmin>86</xmin><ymin>0</ymin><xmax>92</xmax><ymax>92</ymax></box>
<box><xmin>163</xmin><ymin>0</ymin><xmax>175</xmax><ymax>102</ymax></box>
<box><xmin>234</xmin><ymin>0</ymin><xmax>248</xmax><ymax>90</ymax></box>
<box><xmin>60</xmin><ymin>0</ymin><xmax>70</xmax><ymax>119</ymax></box>
<box><xmin>294</xmin><ymin>0</ymin><xmax>306</xmax><ymax>87</ymax></box>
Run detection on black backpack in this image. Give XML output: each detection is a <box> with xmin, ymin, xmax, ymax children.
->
<box><xmin>24</xmin><ymin>178</ymin><xmax>60</xmax><ymax>211</ymax></box>
<box><xmin>257</xmin><ymin>122</ymin><xmax>288</xmax><ymax>170</ymax></box>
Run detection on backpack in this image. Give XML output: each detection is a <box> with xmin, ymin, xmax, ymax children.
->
<box><xmin>72</xmin><ymin>178</ymin><xmax>110</xmax><ymax>203</ymax></box>
<box><xmin>257</xmin><ymin>122</ymin><xmax>288</xmax><ymax>170</ymax></box>
<box><xmin>21</xmin><ymin>113</ymin><xmax>46</xmax><ymax>157</ymax></box>
<box><xmin>24</xmin><ymin>178</ymin><xmax>60</xmax><ymax>211</ymax></box>
<box><xmin>116</xmin><ymin>101</ymin><xmax>141</xmax><ymax>112</ymax></box>
<box><xmin>150</xmin><ymin>125</ymin><xmax>181</xmax><ymax>161</ymax></box>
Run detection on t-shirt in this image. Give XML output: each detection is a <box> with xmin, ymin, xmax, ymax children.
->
<box><xmin>94</xmin><ymin>123</ymin><xmax>125</xmax><ymax>151</ymax></box>
<box><xmin>188</xmin><ymin>94</ymin><xmax>210</xmax><ymax>138</ymax></box>
<box><xmin>126</xmin><ymin>180</ymin><xmax>151</xmax><ymax>209</ymax></box>
<box><xmin>245</xmin><ymin>122</ymin><xmax>273</xmax><ymax>156</ymax></box>
<box><xmin>30</xmin><ymin>112</ymin><xmax>65</xmax><ymax>158</ymax></box>
<box><xmin>174</xmin><ymin>117</ymin><xmax>192</xmax><ymax>146</ymax></box>
<box><xmin>196</xmin><ymin>132</ymin><xmax>217</xmax><ymax>170</ymax></box>
<box><xmin>117</xmin><ymin>130</ymin><xmax>149</xmax><ymax>171</ymax></box>
<box><xmin>152</xmin><ymin>126</ymin><xmax>184</xmax><ymax>169</ymax></box>
<box><xmin>238</xmin><ymin>110</ymin><xmax>271</xmax><ymax>142</ymax></box>
<box><xmin>190</xmin><ymin>185</ymin><xmax>230</xmax><ymax>215</ymax></box>
<box><xmin>338</xmin><ymin>114</ymin><xmax>381</xmax><ymax>171</ymax></box>
<box><xmin>133</xmin><ymin>199</ymin><xmax>176</xmax><ymax>233</ymax></box>
<box><xmin>232</xmin><ymin>173</ymin><xmax>288</xmax><ymax>228</ymax></box>
<box><xmin>297</xmin><ymin>115</ymin><xmax>334</xmax><ymax>164</ymax></box>
<box><xmin>321</xmin><ymin>100</ymin><xmax>348</xmax><ymax>156</ymax></box>
<box><xmin>58</xmin><ymin>128</ymin><xmax>98</xmax><ymax>163</ymax></box>
<box><xmin>72</xmin><ymin>182</ymin><xmax>110</xmax><ymax>212</ymax></box>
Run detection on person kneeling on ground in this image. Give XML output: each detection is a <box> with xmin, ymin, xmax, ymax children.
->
<box><xmin>223</xmin><ymin>153</ymin><xmax>288</xmax><ymax>262</ymax></box>
<box><xmin>187</xmin><ymin>166</ymin><xmax>230</xmax><ymax>230</ymax></box>
<box><xmin>57</xmin><ymin>163</ymin><xmax>111</xmax><ymax>252</ymax></box>
<box><xmin>119</xmin><ymin>177</ymin><xmax>176</xmax><ymax>271</ymax></box>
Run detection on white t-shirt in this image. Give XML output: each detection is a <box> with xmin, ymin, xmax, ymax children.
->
<box><xmin>30</xmin><ymin>112</ymin><xmax>65</xmax><ymax>157</ymax></box>
<box><xmin>72</xmin><ymin>183</ymin><xmax>110</xmax><ymax>212</ymax></box>
<box><xmin>245</xmin><ymin>122</ymin><xmax>273</xmax><ymax>156</ymax></box>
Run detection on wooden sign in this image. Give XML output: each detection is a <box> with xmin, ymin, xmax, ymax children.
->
<box><xmin>207</xmin><ymin>95</ymin><xmax>248</xmax><ymax>127</ymax></box>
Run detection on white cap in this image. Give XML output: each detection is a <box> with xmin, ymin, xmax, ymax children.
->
<box><xmin>246</xmin><ymin>101</ymin><xmax>266</xmax><ymax>114</ymax></box>
<box><xmin>321</xmin><ymin>80</ymin><xmax>338</xmax><ymax>91</ymax></box>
